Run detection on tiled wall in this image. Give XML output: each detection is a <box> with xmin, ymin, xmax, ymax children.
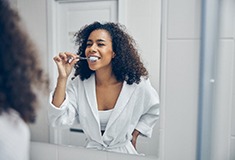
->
<box><xmin>159</xmin><ymin>0</ymin><xmax>201</xmax><ymax>160</ymax></box>
<box><xmin>126</xmin><ymin>0</ymin><xmax>162</xmax><ymax>91</ymax></box>
<box><xmin>160</xmin><ymin>0</ymin><xmax>235</xmax><ymax>160</ymax></box>
<box><xmin>211</xmin><ymin>0</ymin><xmax>235</xmax><ymax>160</ymax></box>
<box><xmin>227</xmin><ymin>0</ymin><xmax>235</xmax><ymax>158</ymax></box>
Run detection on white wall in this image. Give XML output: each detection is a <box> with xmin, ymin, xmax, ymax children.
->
<box><xmin>15</xmin><ymin>0</ymin><xmax>49</xmax><ymax>143</ymax></box>
<box><xmin>211</xmin><ymin>0</ymin><xmax>235</xmax><ymax>160</ymax></box>
<box><xmin>159</xmin><ymin>0</ymin><xmax>200</xmax><ymax>159</ymax></box>
<box><xmin>125</xmin><ymin>0</ymin><xmax>161</xmax><ymax>91</ymax></box>
<box><xmin>160</xmin><ymin>0</ymin><xmax>235</xmax><ymax>160</ymax></box>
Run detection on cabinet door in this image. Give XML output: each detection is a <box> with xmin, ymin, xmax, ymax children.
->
<box><xmin>56</xmin><ymin>0</ymin><xmax>118</xmax><ymax>53</ymax></box>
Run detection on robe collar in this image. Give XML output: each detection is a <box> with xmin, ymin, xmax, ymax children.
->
<box><xmin>83</xmin><ymin>74</ymin><xmax>137</xmax><ymax>132</ymax></box>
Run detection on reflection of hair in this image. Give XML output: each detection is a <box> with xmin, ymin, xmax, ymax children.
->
<box><xmin>74</xmin><ymin>21</ymin><xmax>148</xmax><ymax>85</ymax></box>
<box><xmin>0</xmin><ymin>0</ymin><xmax>49</xmax><ymax>123</ymax></box>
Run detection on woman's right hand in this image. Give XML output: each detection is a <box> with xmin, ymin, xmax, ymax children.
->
<box><xmin>53</xmin><ymin>52</ymin><xmax>79</xmax><ymax>79</ymax></box>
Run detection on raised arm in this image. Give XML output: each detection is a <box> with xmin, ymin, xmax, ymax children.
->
<box><xmin>52</xmin><ymin>52</ymin><xmax>78</xmax><ymax>107</ymax></box>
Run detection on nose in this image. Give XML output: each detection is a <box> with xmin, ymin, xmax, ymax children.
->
<box><xmin>90</xmin><ymin>44</ymin><xmax>97</xmax><ymax>53</ymax></box>
<box><xmin>90</xmin><ymin>48</ymin><xmax>95</xmax><ymax>53</ymax></box>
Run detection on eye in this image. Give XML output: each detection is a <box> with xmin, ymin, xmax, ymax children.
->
<box><xmin>98</xmin><ymin>43</ymin><xmax>105</xmax><ymax>47</ymax></box>
<box><xmin>86</xmin><ymin>43</ymin><xmax>92</xmax><ymax>47</ymax></box>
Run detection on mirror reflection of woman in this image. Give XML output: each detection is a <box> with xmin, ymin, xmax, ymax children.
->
<box><xmin>49</xmin><ymin>22</ymin><xmax>160</xmax><ymax>154</ymax></box>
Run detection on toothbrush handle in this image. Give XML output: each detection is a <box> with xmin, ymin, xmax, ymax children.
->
<box><xmin>67</xmin><ymin>56</ymin><xmax>88</xmax><ymax>63</ymax></box>
<box><xmin>78</xmin><ymin>57</ymin><xmax>87</xmax><ymax>60</ymax></box>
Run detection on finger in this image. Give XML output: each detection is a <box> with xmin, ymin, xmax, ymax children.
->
<box><xmin>61</xmin><ymin>52</ymin><xmax>78</xmax><ymax>63</ymax></box>
<box><xmin>59</xmin><ymin>52</ymin><xmax>69</xmax><ymax>62</ymax></box>
<box><xmin>66</xmin><ymin>53</ymin><xmax>79</xmax><ymax>64</ymax></box>
<box><xmin>70</xmin><ymin>57</ymin><xmax>79</xmax><ymax>65</ymax></box>
<box><xmin>53</xmin><ymin>56</ymin><xmax>62</xmax><ymax>63</ymax></box>
<box><xmin>64</xmin><ymin>52</ymin><xmax>77</xmax><ymax>57</ymax></box>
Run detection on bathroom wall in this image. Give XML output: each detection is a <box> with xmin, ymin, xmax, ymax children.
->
<box><xmin>159</xmin><ymin>0</ymin><xmax>200</xmax><ymax>159</ymax></box>
<box><xmin>125</xmin><ymin>0</ymin><xmax>161</xmax><ymax>91</ymax></box>
<box><xmin>15</xmin><ymin>0</ymin><xmax>50</xmax><ymax>143</ymax></box>
<box><xmin>159</xmin><ymin>0</ymin><xmax>235</xmax><ymax>160</ymax></box>
<box><xmin>210</xmin><ymin>0</ymin><xmax>235</xmax><ymax>160</ymax></box>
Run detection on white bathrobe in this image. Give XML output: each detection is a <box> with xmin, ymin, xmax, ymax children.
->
<box><xmin>48</xmin><ymin>74</ymin><xmax>160</xmax><ymax>154</ymax></box>
<box><xmin>0</xmin><ymin>109</ymin><xmax>30</xmax><ymax>160</ymax></box>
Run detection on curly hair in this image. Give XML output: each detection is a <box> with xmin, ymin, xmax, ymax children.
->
<box><xmin>0</xmin><ymin>0</ymin><xmax>48</xmax><ymax>123</ymax></box>
<box><xmin>73</xmin><ymin>21</ymin><xmax>148</xmax><ymax>85</ymax></box>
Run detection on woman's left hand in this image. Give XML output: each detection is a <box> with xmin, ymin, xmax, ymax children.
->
<box><xmin>131</xmin><ymin>129</ymin><xmax>140</xmax><ymax>149</ymax></box>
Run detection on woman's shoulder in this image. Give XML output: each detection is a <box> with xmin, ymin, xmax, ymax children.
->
<box><xmin>136</xmin><ymin>77</ymin><xmax>153</xmax><ymax>88</ymax></box>
<box><xmin>135</xmin><ymin>77</ymin><xmax>159</xmax><ymax>96</ymax></box>
<box><xmin>0</xmin><ymin>109</ymin><xmax>29</xmax><ymax>136</ymax></box>
<box><xmin>0</xmin><ymin>109</ymin><xmax>30</xmax><ymax>160</ymax></box>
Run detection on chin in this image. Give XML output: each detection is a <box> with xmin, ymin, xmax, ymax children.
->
<box><xmin>88</xmin><ymin>66</ymin><xmax>97</xmax><ymax>71</ymax></box>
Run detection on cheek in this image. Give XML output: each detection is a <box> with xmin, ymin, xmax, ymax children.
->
<box><xmin>85</xmin><ymin>48</ymin><xmax>89</xmax><ymax>56</ymax></box>
<box><xmin>103</xmin><ymin>53</ymin><xmax>114</xmax><ymax>62</ymax></box>
<box><xmin>105</xmin><ymin>49</ymin><xmax>114</xmax><ymax>58</ymax></box>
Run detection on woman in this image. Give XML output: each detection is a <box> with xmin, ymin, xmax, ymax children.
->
<box><xmin>0</xmin><ymin>0</ymin><xmax>48</xmax><ymax>160</ymax></box>
<box><xmin>49</xmin><ymin>22</ymin><xmax>159</xmax><ymax>154</ymax></box>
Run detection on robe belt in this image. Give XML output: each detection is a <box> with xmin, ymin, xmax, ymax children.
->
<box><xmin>86</xmin><ymin>140</ymin><xmax>129</xmax><ymax>150</ymax></box>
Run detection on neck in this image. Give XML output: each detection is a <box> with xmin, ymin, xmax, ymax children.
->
<box><xmin>95</xmin><ymin>70</ymin><xmax>118</xmax><ymax>86</ymax></box>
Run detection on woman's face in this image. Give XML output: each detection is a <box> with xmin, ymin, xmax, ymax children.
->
<box><xmin>85</xmin><ymin>29</ymin><xmax>115</xmax><ymax>71</ymax></box>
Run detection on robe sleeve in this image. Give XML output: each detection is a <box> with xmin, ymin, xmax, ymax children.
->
<box><xmin>48</xmin><ymin>79</ymin><xmax>79</xmax><ymax>128</ymax></box>
<box><xmin>135</xmin><ymin>79</ymin><xmax>160</xmax><ymax>138</ymax></box>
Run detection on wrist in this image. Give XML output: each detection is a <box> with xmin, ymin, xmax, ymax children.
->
<box><xmin>57</xmin><ymin>76</ymin><xmax>68</xmax><ymax>81</ymax></box>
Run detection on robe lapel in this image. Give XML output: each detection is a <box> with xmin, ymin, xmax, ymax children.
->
<box><xmin>83</xmin><ymin>75</ymin><xmax>100</xmax><ymax>127</ymax></box>
<box><xmin>105</xmin><ymin>81</ymin><xmax>137</xmax><ymax>131</ymax></box>
<box><xmin>83</xmin><ymin>76</ymin><xmax>137</xmax><ymax>140</ymax></box>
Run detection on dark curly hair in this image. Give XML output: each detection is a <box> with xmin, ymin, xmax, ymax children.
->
<box><xmin>0</xmin><ymin>0</ymin><xmax>49</xmax><ymax>123</ymax></box>
<box><xmin>73</xmin><ymin>21</ymin><xmax>148</xmax><ymax>85</ymax></box>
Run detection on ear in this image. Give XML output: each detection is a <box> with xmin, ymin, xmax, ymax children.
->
<box><xmin>112</xmin><ymin>52</ymin><xmax>116</xmax><ymax>58</ymax></box>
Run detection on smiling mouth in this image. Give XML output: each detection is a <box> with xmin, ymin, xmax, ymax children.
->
<box><xmin>88</xmin><ymin>56</ymin><xmax>100</xmax><ymax>62</ymax></box>
<box><xmin>67</xmin><ymin>56</ymin><xmax>100</xmax><ymax>63</ymax></box>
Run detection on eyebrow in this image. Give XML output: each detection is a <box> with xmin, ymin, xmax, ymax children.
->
<box><xmin>87</xmin><ymin>39</ymin><xmax>106</xmax><ymax>43</ymax></box>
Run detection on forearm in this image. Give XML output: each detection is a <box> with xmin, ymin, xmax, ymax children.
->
<box><xmin>51</xmin><ymin>77</ymin><xmax>68</xmax><ymax>108</ymax></box>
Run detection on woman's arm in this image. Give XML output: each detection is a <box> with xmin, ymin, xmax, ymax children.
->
<box><xmin>131</xmin><ymin>129</ymin><xmax>140</xmax><ymax>149</ymax></box>
<box><xmin>51</xmin><ymin>52</ymin><xmax>78</xmax><ymax>108</ymax></box>
<box><xmin>52</xmin><ymin>77</ymin><xmax>67</xmax><ymax>107</ymax></box>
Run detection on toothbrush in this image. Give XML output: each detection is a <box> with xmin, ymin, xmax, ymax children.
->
<box><xmin>67</xmin><ymin>56</ymin><xmax>100</xmax><ymax>63</ymax></box>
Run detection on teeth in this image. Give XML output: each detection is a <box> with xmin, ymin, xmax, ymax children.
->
<box><xmin>88</xmin><ymin>56</ymin><xmax>99</xmax><ymax>62</ymax></box>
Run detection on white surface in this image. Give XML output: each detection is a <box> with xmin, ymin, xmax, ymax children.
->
<box><xmin>167</xmin><ymin>0</ymin><xmax>201</xmax><ymax>39</ymax></box>
<box><xmin>30</xmin><ymin>141</ymin><xmax>158</xmax><ymax>160</ymax></box>
<box><xmin>0</xmin><ymin>110</ymin><xmax>30</xmax><ymax>160</ymax></box>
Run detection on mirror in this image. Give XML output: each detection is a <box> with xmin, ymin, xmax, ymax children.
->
<box><xmin>10</xmin><ymin>0</ymin><xmax>234</xmax><ymax>159</ymax></box>
<box><xmin>14</xmin><ymin>0</ymin><xmax>162</xmax><ymax>159</ymax></box>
